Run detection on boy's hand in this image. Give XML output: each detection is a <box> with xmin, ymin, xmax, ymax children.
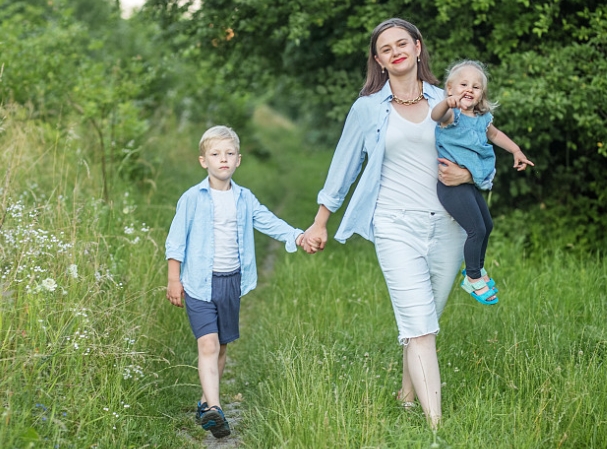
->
<box><xmin>166</xmin><ymin>280</ymin><xmax>185</xmax><ymax>308</ymax></box>
<box><xmin>513</xmin><ymin>151</ymin><xmax>534</xmax><ymax>171</ymax></box>
<box><xmin>301</xmin><ymin>225</ymin><xmax>326</xmax><ymax>254</ymax></box>
<box><xmin>296</xmin><ymin>233</ymin><xmax>305</xmax><ymax>247</ymax></box>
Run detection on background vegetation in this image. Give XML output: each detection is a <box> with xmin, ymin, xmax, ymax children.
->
<box><xmin>150</xmin><ymin>0</ymin><xmax>607</xmax><ymax>247</ymax></box>
<box><xmin>1</xmin><ymin>0</ymin><xmax>605</xmax><ymax>447</ymax></box>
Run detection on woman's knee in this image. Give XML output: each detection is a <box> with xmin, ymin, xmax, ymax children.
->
<box><xmin>402</xmin><ymin>332</ymin><xmax>437</xmax><ymax>347</ymax></box>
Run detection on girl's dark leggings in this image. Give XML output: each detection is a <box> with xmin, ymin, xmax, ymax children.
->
<box><xmin>437</xmin><ymin>182</ymin><xmax>493</xmax><ymax>280</ymax></box>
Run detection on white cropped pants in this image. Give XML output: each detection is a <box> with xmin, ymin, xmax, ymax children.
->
<box><xmin>373</xmin><ymin>209</ymin><xmax>465</xmax><ymax>344</ymax></box>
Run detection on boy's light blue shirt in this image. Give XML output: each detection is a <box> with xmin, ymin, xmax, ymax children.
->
<box><xmin>317</xmin><ymin>81</ymin><xmax>444</xmax><ymax>243</ymax></box>
<box><xmin>165</xmin><ymin>177</ymin><xmax>302</xmax><ymax>301</ymax></box>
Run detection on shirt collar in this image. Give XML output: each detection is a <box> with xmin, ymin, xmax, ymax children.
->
<box><xmin>198</xmin><ymin>177</ymin><xmax>242</xmax><ymax>197</ymax></box>
<box><xmin>198</xmin><ymin>177</ymin><xmax>211</xmax><ymax>190</ymax></box>
<box><xmin>379</xmin><ymin>81</ymin><xmax>393</xmax><ymax>104</ymax></box>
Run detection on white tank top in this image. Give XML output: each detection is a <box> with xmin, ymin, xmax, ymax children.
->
<box><xmin>376</xmin><ymin>106</ymin><xmax>446</xmax><ymax>212</ymax></box>
<box><xmin>210</xmin><ymin>188</ymin><xmax>240</xmax><ymax>272</ymax></box>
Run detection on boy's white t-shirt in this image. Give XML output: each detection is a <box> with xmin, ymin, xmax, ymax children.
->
<box><xmin>210</xmin><ymin>188</ymin><xmax>240</xmax><ymax>272</ymax></box>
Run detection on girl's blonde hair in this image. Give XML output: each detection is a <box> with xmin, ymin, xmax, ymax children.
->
<box><xmin>444</xmin><ymin>60</ymin><xmax>498</xmax><ymax>115</ymax></box>
<box><xmin>199</xmin><ymin>125</ymin><xmax>240</xmax><ymax>156</ymax></box>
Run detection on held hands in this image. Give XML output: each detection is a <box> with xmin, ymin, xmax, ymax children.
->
<box><xmin>297</xmin><ymin>222</ymin><xmax>327</xmax><ymax>254</ymax></box>
<box><xmin>166</xmin><ymin>279</ymin><xmax>185</xmax><ymax>308</ymax></box>
<box><xmin>513</xmin><ymin>150</ymin><xmax>534</xmax><ymax>171</ymax></box>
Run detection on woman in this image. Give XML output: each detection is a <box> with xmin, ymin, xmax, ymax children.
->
<box><xmin>301</xmin><ymin>18</ymin><xmax>471</xmax><ymax>428</ymax></box>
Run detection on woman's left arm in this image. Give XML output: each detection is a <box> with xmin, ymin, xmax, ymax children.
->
<box><xmin>437</xmin><ymin>158</ymin><xmax>473</xmax><ymax>186</ymax></box>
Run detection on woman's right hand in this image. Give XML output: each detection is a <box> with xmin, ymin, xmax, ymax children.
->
<box><xmin>302</xmin><ymin>222</ymin><xmax>328</xmax><ymax>254</ymax></box>
<box><xmin>301</xmin><ymin>205</ymin><xmax>331</xmax><ymax>254</ymax></box>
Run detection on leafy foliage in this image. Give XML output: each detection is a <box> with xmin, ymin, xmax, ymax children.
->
<box><xmin>145</xmin><ymin>0</ymin><xmax>606</xmax><ymax>251</ymax></box>
<box><xmin>1</xmin><ymin>1</ymin><xmax>160</xmax><ymax>198</ymax></box>
<box><xmin>1</xmin><ymin>0</ymin><xmax>605</xmax><ymax>250</ymax></box>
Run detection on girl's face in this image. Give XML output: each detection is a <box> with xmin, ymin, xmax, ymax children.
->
<box><xmin>447</xmin><ymin>66</ymin><xmax>485</xmax><ymax>113</ymax></box>
<box><xmin>374</xmin><ymin>27</ymin><xmax>420</xmax><ymax>77</ymax></box>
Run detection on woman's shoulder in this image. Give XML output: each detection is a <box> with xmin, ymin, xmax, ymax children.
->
<box><xmin>353</xmin><ymin>91</ymin><xmax>383</xmax><ymax>107</ymax></box>
<box><xmin>424</xmin><ymin>82</ymin><xmax>444</xmax><ymax>98</ymax></box>
<box><xmin>350</xmin><ymin>89</ymin><xmax>388</xmax><ymax>117</ymax></box>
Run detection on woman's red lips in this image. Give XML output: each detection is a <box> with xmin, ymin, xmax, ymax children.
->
<box><xmin>393</xmin><ymin>57</ymin><xmax>406</xmax><ymax>64</ymax></box>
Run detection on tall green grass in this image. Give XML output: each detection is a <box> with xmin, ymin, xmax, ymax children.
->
<box><xmin>0</xmin><ymin>105</ymin><xmax>212</xmax><ymax>448</ymax></box>
<box><xmin>2</xmin><ymin>102</ymin><xmax>605</xmax><ymax>448</ymax></box>
<box><xmin>229</xmin><ymin>110</ymin><xmax>607</xmax><ymax>448</ymax></box>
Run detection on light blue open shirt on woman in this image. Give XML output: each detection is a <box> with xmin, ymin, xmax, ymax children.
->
<box><xmin>318</xmin><ymin>81</ymin><xmax>445</xmax><ymax>242</ymax></box>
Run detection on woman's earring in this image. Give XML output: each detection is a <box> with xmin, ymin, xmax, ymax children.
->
<box><xmin>417</xmin><ymin>56</ymin><xmax>420</xmax><ymax>63</ymax></box>
<box><xmin>381</xmin><ymin>67</ymin><xmax>385</xmax><ymax>74</ymax></box>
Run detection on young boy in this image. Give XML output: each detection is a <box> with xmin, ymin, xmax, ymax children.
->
<box><xmin>165</xmin><ymin>125</ymin><xmax>304</xmax><ymax>438</ymax></box>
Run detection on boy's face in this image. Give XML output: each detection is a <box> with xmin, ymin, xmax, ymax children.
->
<box><xmin>199</xmin><ymin>139</ymin><xmax>241</xmax><ymax>189</ymax></box>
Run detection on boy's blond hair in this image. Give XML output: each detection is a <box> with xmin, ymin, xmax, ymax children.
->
<box><xmin>444</xmin><ymin>60</ymin><xmax>498</xmax><ymax>115</ymax></box>
<box><xmin>199</xmin><ymin>125</ymin><xmax>240</xmax><ymax>157</ymax></box>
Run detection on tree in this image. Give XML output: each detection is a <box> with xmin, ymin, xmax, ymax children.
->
<box><xmin>144</xmin><ymin>0</ymin><xmax>606</xmax><ymax>250</ymax></box>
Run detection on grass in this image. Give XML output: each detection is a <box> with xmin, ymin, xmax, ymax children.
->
<box><xmin>234</xmin><ymin>230</ymin><xmax>607</xmax><ymax>448</ymax></box>
<box><xmin>1</xmin><ymin>102</ymin><xmax>606</xmax><ymax>448</ymax></box>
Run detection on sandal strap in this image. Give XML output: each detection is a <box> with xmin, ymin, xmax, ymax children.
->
<box><xmin>473</xmin><ymin>288</ymin><xmax>498</xmax><ymax>302</ymax></box>
<box><xmin>468</xmin><ymin>278</ymin><xmax>488</xmax><ymax>290</ymax></box>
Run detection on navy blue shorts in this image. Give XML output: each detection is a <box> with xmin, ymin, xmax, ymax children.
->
<box><xmin>185</xmin><ymin>269</ymin><xmax>241</xmax><ymax>344</ymax></box>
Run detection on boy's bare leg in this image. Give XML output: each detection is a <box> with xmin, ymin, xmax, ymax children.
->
<box><xmin>217</xmin><ymin>343</ymin><xmax>228</xmax><ymax>379</ymax></box>
<box><xmin>197</xmin><ymin>333</ymin><xmax>221</xmax><ymax>408</ymax></box>
<box><xmin>200</xmin><ymin>343</ymin><xmax>228</xmax><ymax>406</ymax></box>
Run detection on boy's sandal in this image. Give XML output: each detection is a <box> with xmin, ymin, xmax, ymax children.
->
<box><xmin>460</xmin><ymin>277</ymin><xmax>498</xmax><ymax>305</ymax></box>
<box><xmin>461</xmin><ymin>268</ymin><xmax>498</xmax><ymax>292</ymax></box>
<box><xmin>195</xmin><ymin>401</ymin><xmax>208</xmax><ymax>424</ymax></box>
<box><xmin>200</xmin><ymin>405</ymin><xmax>231</xmax><ymax>439</ymax></box>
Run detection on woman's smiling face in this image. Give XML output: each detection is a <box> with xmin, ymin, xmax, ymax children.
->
<box><xmin>374</xmin><ymin>27</ymin><xmax>420</xmax><ymax>76</ymax></box>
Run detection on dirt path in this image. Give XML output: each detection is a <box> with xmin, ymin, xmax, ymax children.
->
<box><xmin>179</xmin><ymin>228</ymin><xmax>283</xmax><ymax>448</ymax></box>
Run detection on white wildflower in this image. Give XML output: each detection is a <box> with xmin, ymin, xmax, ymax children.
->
<box><xmin>68</xmin><ymin>264</ymin><xmax>78</xmax><ymax>279</ymax></box>
<box><xmin>41</xmin><ymin>278</ymin><xmax>57</xmax><ymax>292</ymax></box>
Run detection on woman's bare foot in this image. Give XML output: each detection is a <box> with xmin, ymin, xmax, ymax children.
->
<box><xmin>396</xmin><ymin>389</ymin><xmax>417</xmax><ymax>410</ymax></box>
